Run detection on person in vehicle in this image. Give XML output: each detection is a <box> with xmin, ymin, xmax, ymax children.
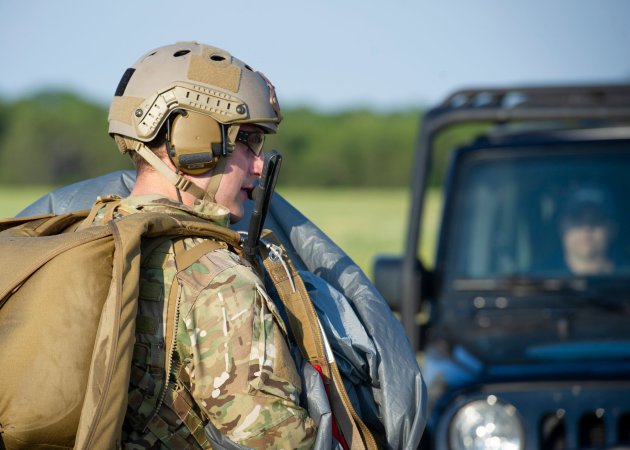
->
<box><xmin>559</xmin><ymin>187</ymin><xmax>618</xmax><ymax>275</ymax></box>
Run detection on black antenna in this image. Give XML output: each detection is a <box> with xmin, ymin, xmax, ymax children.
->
<box><xmin>243</xmin><ymin>150</ymin><xmax>282</xmax><ymax>263</ymax></box>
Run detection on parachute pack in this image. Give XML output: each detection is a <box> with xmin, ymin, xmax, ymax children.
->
<box><xmin>0</xmin><ymin>210</ymin><xmax>238</xmax><ymax>449</ymax></box>
<box><xmin>1</xmin><ymin>172</ymin><xmax>426</xmax><ymax>449</ymax></box>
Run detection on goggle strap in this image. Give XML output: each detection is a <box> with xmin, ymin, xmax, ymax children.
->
<box><xmin>133</xmin><ymin>142</ymin><xmax>206</xmax><ymax>199</ymax></box>
<box><xmin>226</xmin><ymin>124</ymin><xmax>239</xmax><ymax>155</ymax></box>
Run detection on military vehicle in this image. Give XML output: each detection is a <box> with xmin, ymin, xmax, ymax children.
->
<box><xmin>374</xmin><ymin>85</ymin><xmax>630</xmax><ymax>449</ymax></box>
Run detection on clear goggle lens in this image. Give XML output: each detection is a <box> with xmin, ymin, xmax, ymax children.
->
<box><xmin>236</xmin><ymin>130</ymin><xmax>265</xmax><ymax>156</ymax></box>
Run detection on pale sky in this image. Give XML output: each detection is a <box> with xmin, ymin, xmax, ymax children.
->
<box><xmin>2</xmin><ymin>0</ymin><xmax>629</xmax><ymax>111</ymax></box>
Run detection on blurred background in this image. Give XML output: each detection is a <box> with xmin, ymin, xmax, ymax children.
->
<box><xmin>1</xmin><ymin>0</ymin><xmax>629</xmax><ymax>275</ymax></box>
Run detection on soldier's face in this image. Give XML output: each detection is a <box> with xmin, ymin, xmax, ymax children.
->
<box><xmin>214</xmin><ymin>125</ymin><xmax>265</xmax><ymax>222</ymax></box>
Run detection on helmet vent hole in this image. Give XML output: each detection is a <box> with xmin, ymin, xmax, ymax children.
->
<box><xmin>173</xmin><ymin>50</ymin><xmax>190</xmax><ymax>57</ymax></box>
<box><xmin>140</xmin><ymin>51</ymin><xmax>157</xmax><ymax>63</ymax></box>
<box><xmin>210</xmin><ymin>54</ymin><xmax>226</xmax><ymax>62</ymax></box>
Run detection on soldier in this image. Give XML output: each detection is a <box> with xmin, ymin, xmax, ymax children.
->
<box><xmin>94</xmin><ymin>41</ymin><xmax>316</xmax><ymax>449</ymax></box>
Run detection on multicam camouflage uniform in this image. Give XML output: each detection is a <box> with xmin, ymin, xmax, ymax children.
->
<box><xmin>90</xmin><ymin>194</ymin><xmax>316</xmax><ymax>450</ymax></box>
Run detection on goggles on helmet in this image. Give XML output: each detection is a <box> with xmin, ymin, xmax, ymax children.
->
<box><xmin>236</xmin><ymin>129</ymin><xmax>265</xmax><ymax>156</ymax></box>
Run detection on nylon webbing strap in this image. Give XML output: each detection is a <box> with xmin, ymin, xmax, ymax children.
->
<box><xmin>260</xmin><ymin>234</ymin><xmax>378</xmax><ymax>450</ymax></box>
<box><xmin>30</xmin><ymin>211</ymin><xmax>89</xmax><ymax>235</ymax></box>
<box><xmin>263</xmin><ymin>257</ymin><xmax>329</xmax><ymax>377</ymax></box>
<box><xmin>329</xmin><ymin>361</ymin><xmax>379</xmax><ymax>450</ymax></box>
<box><xmin>172</xmin><ymin>239</ymin><xmax>225</xmax><ymax>271</ymax></box>
<box><xmin>76</xmin><ymin>197</ymin><xmax>123</xmax><ymax>231</ymax></box>
<box><xmin>203</xmin><ymin>157</ymin><xmax>228</xmax><ymax>204</ymax></box>
<box><xmin>167</xmin><ymin>381</ymin><xmax>212</xmax><ymax>449</ymax></box>
<box><xmin>161</xmin><ymin>238</ymin><xmax>218</xmax><ymax>450</ymax></box>
<box><xmin>134</xmin><ymin>143</ymin><xmax>206</xmax><ymax>199</ymax></box>
<box><xmin>147</xmin><ymin>239</ymin><xmax>210</xmax><ymax>448</ymax></box>
<box><xmin>145</xmin><ymin>411</ymin><xmax>199</xmax><ymax>449</ymax></box>
<box><xmin>102</xmin><ymin>198</ymin><xmax>122</xmax><ymax>223</ymax></box>
<box><xmin>76</xmin><ymin>202</ymin><xmax>105</xmax><ymax>231</ymax></box>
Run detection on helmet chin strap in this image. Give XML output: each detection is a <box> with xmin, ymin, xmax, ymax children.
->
<box><xmin>117</xmin><ymin>132</ymin><xmax>231</xmax><ymax>206</ymax></box>
<box><xmin>131</xmin><ymin>141</ymin><xmax>207</xmax><ymax>199</ymax></box>
<box><xmin>194</xmin><ymin>123</ymin><xmax>238</xmax><ymax>204</ymax></box>
<box><xmin>200</xmin><ymin>156</ymin><xmax>228</xmax><ymax>204</ymax></box>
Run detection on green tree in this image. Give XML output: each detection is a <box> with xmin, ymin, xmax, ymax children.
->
<box><xmin>267</xmin><ymin>108</ymin><xmax>421</xmax><ymax>187</ymax></box>
<box><xmin>0</xmin><ymin>90</ymin><xmax>426</xmax><ymax>187</ymax></box>
<box><xmin>0</xmin><ymin>91</ymin><xmax>131</xmax><ymax>185</ymax></box>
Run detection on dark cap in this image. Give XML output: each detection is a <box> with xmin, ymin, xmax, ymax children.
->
<box><xmin>561</xmin><ymin>187</ymin><xmax>615</xmax><ymax>228</ymax></box>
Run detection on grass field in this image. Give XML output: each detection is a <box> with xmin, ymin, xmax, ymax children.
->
<box><xmin>278</xmin><ymin>187</ymin><xmax>410</xmax><ymax>275</ymax></box>
<box><xmin>0</xmin><ymin>185</ymin><xmax>441</xmax><ymax>278</ymax></box>
<box><xmin>278</xmin><ymin>187</ymin><xmax>442</xmax><ymax>273</ymax></box>
<box><xmin>0</xmin><ymin>185</ymin><xmax>56</xmax><ymax>218</ymax></box>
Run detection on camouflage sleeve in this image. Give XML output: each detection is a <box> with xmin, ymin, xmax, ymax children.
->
<box><xmin>176</xmin><ymin>248</ymin><xmax>316</xmax><ymax>449</ymax></box>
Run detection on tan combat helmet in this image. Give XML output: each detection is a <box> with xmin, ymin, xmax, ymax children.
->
<box><xmin>108</xmin><ymin>41</ymin><xmax>282</xmax><ymax>201</ymax></box>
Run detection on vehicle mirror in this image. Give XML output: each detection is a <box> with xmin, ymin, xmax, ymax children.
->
<box><xmin>374</xmin><ymin>255</ymin><xmax>428</xmax><ymax>311</ymax></box>
<box><xmin>373</xmin><ymin>255</ymin><xmax>403</xmax><ymax>310</ymax></box>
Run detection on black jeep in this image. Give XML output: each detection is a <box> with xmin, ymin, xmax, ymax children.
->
<box><xmin>374</xmin><ymin>85</ymin><xmax>630</xmax><ymax>449</ymax></box>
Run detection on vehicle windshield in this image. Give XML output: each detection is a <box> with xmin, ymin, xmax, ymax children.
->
<box><xmin>445</xmin><ymin>140</ymin><xmax>630</xmax><ymax>284</ymax></box>
<box><xmin>440</xmin><ymin>139</ymin><xmax>630</xmax><ymax>363</ymax></box>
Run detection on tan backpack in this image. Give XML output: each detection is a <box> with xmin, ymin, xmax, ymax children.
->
<box><xmin>0</xmin><ymin>211</ymin><xmax>378</xmax><ymax>450</ymax></box>
<box><xmin>0</xmin><ymin>211</ymin><xmax>240</xmax><ymax>450</ymax></box>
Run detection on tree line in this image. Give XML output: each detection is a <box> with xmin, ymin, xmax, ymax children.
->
<box><xmin>0</xmin><ymin>91</ymin><xmax>427</xmax><ymax>188</ymax></box>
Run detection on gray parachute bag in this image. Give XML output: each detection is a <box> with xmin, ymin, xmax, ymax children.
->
<box><xmin>19</xmin><ymin>170</ymin><xmax>427</xmax><ymax>450</ymax></box>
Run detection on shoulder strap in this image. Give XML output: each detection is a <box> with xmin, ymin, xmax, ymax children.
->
<box><xmin>174</xmin><ymin>217</ymin><xmax>242</xmax><ymax>253</ymax></box>
<box><xmin>75</xmin><ymin>212</ymin><xmax>229</xmax><ymax>449</ymax></box>
<box><xmin>166</xmin><ymin>237</ymin><xmax>228</xmax><ymax>357</ymax></box>
<box><xmin>172</xmin><ymin>239</ymin><xmax>226</xmax><ymax>270</ymax></box>
<box><xmin>76</xmin><ymin>196</ymin><xmax>124</xmax><ymax>231</ymax></box>
<box><xmin>152</xmin><ymin>237</ymin><xmax>221</xmax><ymax>450</ymax></box>
<box><xmin>260</xmin><ymin>232</ymin><xmax>379</xmax><ymax>450</ymax></box>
